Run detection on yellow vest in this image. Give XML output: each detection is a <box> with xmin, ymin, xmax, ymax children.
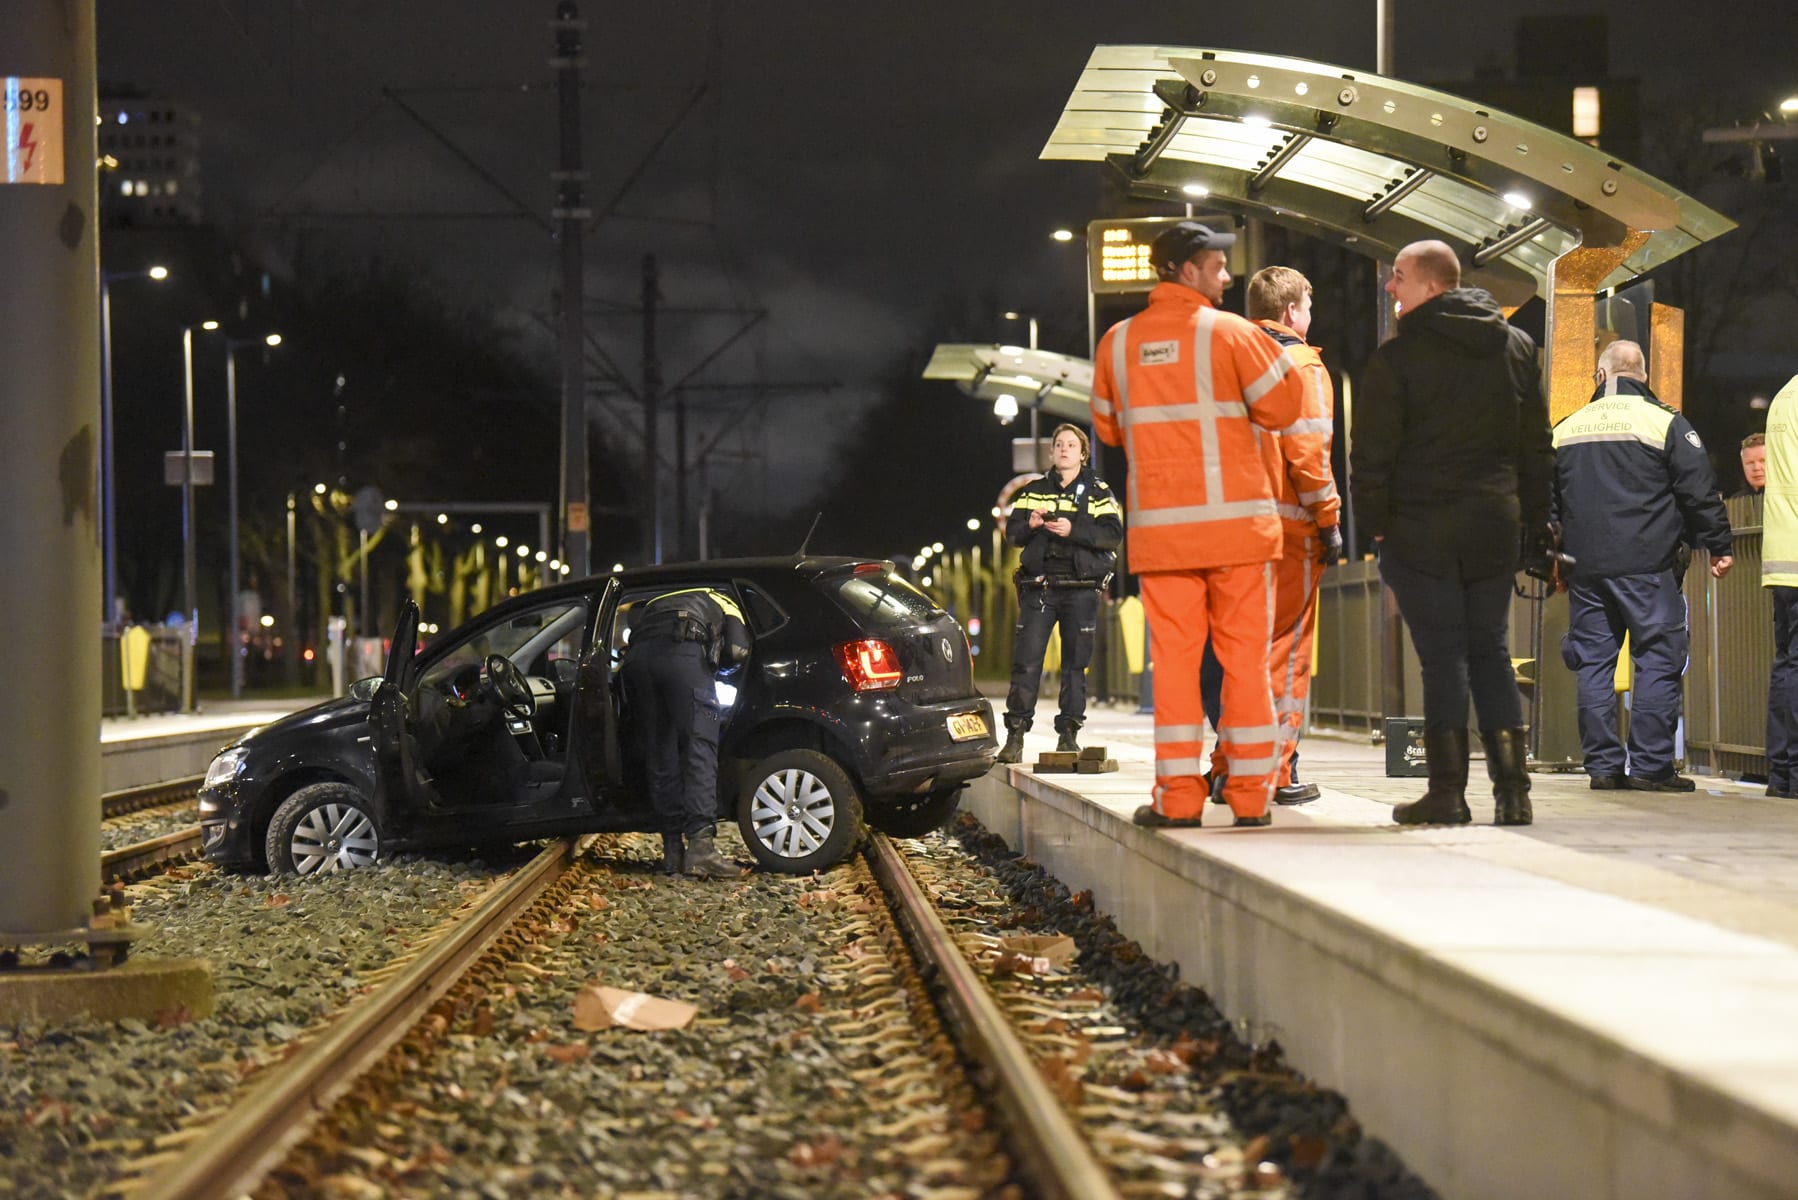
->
<box><xmin>1764</xmin><ymin>376</ymin><xmax>1798</xmax><ymax>588</ymax></box>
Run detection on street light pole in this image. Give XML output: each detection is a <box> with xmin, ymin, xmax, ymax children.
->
<box><xmin>179</xmin><ymin>320</ymin><xmax>217</xmax><ymax>712</ymax></box>
<box><xmin>224</xmin><ymin>333</ymin><xmax>281</xmax><ymax>699</ymax></box>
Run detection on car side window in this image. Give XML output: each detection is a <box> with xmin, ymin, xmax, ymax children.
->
<box><xmin>609</xmin><ymin>584</ymin><xmax>746</xmax><ymax>664</ymax></box>
<box><xmin>738</xmin><ymin>583</ymin><xmax>787</xmax><ymax>636</ymax></box>
<box><xmin>421</xmin><ymin>600</ymin><xmax>590</xmax><ymax>691</ymax></box>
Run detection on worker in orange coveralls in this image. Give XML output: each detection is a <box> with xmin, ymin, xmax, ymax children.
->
<box><xmin>1091</xmin><ymin>223</ymin><xmax>1319</xmax><ymax>828</ymax></box>
<box><xmin>1203</xmin><ymin>266</ymin><xmax>1343</xmax><ymax>807</ymax></box>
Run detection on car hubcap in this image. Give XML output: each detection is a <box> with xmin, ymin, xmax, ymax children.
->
<box><xmin>749</xmin><ymin>768</ymin><xmax>836</xmax><ymax>859</ymax></box>
<box><xmin>290</xmin><ymin>803</ymin><xmax>380</xmax><ymax>874</ymax></box>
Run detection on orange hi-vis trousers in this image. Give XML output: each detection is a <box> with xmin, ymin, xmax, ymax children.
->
<box><xmin>1142</xmin><ymin>564</ymin><xmax>1279</xmax><ymax>820</ymax></box>
<box><xmin>1209</xmin><ymin>531</ymin><xmax>1325</xmax><ymax>786</ymax></box>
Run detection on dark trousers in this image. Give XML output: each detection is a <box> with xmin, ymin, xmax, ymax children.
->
<box><xmin>1770</xmin><ymin>587</ymin><xmax>1798</xmax><ymax>792</ymax></box>
<box><xmin>1380</xmin><ymin>555</ymin><xmax>1523</xmax><ymax>736</ymax></box>
<box><xmin>1005</xmin><ymin>583</ymin><xmax>1099</xmax><ymax>733</ymax></box>
<box><xmin>1561</xmin><ymin>571</ymin><xmax>1687</xmax><ymax>779</ymax></box>
<box><xmin>619</xmin><ymin>640</ymin><xmax>721</xmax><ymax>836</ymax></box>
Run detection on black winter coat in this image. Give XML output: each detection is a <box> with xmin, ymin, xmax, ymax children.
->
<box><xmin>1351</xmin><ymin>287</ymin><xmax>1555</xmax><ymax>581</ymax></box>
<box><xmin>1005</xmin><ymin>467</ymin><xmax>1122</xmax><ymax>582</ymax></box>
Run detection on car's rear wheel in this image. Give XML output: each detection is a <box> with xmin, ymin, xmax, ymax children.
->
<box><xmin>866</xmin><ymin>786</ymin><xmax>963</xmax><ymax>839</ymax></box>
<box><xmin>737</xmin><ymin>749</ymin><xmax>863</xmax><ymax>873</ymax></box>
<box><xmin>265</xmin><ymin>783</ymin><xmax>383</xmax><ymax>876</ymax></box>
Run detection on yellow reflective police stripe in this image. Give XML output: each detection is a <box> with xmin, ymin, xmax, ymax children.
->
<box><xmin>652</xmin><ymin>587</ymin><xmax>744</xmax><ymax>623</ymax></box>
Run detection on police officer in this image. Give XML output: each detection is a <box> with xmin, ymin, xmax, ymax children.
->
<box><xmin>996</xmin><ymin>424</ymin><xmax>1122</xmax><ymax>763</ymax></box>
<box><xmin>1554</xmin><ymin>339</ymin><xmax>1732</xmax><ymax>791</ymax></box>
<box><xmin>621</xmin><ymin>587</ymin><xmax>752</xmax><ymax>876</ymax></box>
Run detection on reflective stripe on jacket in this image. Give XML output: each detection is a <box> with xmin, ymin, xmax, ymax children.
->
<box><xmin>1005</xmin><ymin>467</ymin><xmax>1123</xmax><ymax>581</ymax></box>
<box><xmin>1765</xmin><ymin>375</ymin><xmax>1798</xmax><ymax>587</ymax></box>
<box><xmin>1090</xmin><ymin>283</ymin><xmax>1308</xmax><ymax>571</ymax></box>
<box><xmin>1256</xmin><ymin>319</ymin><xmax>1340</xmax><ymax>540</ymax></box>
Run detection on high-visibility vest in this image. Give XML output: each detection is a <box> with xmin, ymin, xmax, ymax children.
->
<box><xmin>1091</xmin><ymin>283</ymin><xmax>1309</xmax><ymax>571</ymax></box>
<box><xmin>1765</xmin><ymin>375</ymin><xmax>1798</xmax><ymax>588</ymax></box>
<box><xmin>1255</xmin><ymin>319</ymin><xmax>1340</xmax><ymax>541</ymax></box>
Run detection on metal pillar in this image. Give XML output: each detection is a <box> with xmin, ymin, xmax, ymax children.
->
<box><xmin>642</xmin><ymin>253</ymin><xmax>662</xmax><ymax>564</ymax></box>
<box><xmin>226</xmin><ymin>346</ymin><xmax>242</xmax><ymax>698</ymax></box>
<box><xmin>180</xmin><ymin>328</ymin><xmax>200</xmax><ymax>711</ymax></box>
<box><xmin>552</xmin><ymin>1</ymin><xmax>590</xmax><ymax>578</ymax></box>
<box><xmin>0</xmin><ymin>0</ymin><xmax>104</xmax><ymax>941</ymax></box>
<box><xmin>285</xmin><ymin>491</ymin><xmax>299</xmax><ymax>687</ymax></box>
<box><xmin>100</xmin><ymin>279</ymin><xmax>117</xmax><ymax>628</ymax></box>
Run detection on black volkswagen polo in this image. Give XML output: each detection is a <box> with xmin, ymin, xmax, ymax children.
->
<box><xmin>199</xmin><ymin>557</ymin><xmax>996</xmax><ymax>876</ymax></box>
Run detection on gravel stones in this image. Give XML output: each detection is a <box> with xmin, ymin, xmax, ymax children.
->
<box><xmin>0</xmin><ymin>854</ymin><xmax>514</xmax><ymax>1199</ymax></box>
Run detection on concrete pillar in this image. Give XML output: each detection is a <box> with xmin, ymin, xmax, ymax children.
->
<box><xmin>0</xmin><ymin>1</ymin><xmax>102</xmax><ymax>940</ymax></box>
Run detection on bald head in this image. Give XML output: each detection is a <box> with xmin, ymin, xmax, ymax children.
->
<box><xmin>1597</xmin><ymin>340</ymin><xmax>1647</xmax><ymax>382</ymax></box>
<box><xmin>1397</xmin><ymin>240</ymin><xmax>1461</xmax><ymax>290</ymax></box>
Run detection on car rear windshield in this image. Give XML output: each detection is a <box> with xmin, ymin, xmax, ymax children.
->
<box><xmin>821</xmin><ymin>567</ymin><xmax>944</xmax><ymax>630</ymax></box>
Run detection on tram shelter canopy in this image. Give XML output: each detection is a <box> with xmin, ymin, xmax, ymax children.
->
<box><xmin>1041</xmin><ymin>46</ymin><xmax>1734</xmax><ymax>307</ymax></box>
<box><xmin>922</xmin><ymin>343</ymin><xmax>1094</xmax><ymax>423</ymax></box>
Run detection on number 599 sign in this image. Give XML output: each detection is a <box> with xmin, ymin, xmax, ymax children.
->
<box><xmin>4</xmin><ymin>78</ymin><xmax>64</xmax><ymax>186</ymax></box>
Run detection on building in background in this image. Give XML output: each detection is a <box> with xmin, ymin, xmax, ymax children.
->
<box><xmin>98</xmin><ymin>90</ymin><xmax>204</xmax><ymax>226</ymax></box>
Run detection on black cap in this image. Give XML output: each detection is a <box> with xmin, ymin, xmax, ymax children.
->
<box><xmin>1149</xmin><ymin>221</ymin><xmax>1236</xmax><ymax>278</ymax></box>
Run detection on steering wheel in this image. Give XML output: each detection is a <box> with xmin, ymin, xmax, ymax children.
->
<box><xmin>480</xmin><ymin>654</ymin><xmax>536</xmax><ymax>719</ymax></box>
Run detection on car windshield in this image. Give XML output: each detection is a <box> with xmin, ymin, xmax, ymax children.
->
<box><xmin>822</xmin><ymin>567</ymin><xmax>943</xmax><ymax>630</ymax></box>
<box><xmin>420</xmin><ymin>600</ymin><xmax>589</xmax><ymax>690</ymax></box>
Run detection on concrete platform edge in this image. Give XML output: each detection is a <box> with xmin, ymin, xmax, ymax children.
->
<box><xmin>964</xmin><ymin>768</ymin><xmax>1798</xmax><ymax>1200</ymax></box>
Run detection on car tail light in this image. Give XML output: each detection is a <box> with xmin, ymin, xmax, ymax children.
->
<box><xmin>835</xmin><ymin>638</ymin><xmax>903</xmax><ymax>691</ymax></box>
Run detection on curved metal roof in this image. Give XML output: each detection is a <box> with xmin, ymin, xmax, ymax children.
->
<box><xmin>1042</xmin><ymin>46</ymin><xmax>1735</xmax><ymax>299</ymax></box>
<box><xmin>922</xmin><ymin>343</ymin><xmax>1093</xmax><ymax>422</ymax></box>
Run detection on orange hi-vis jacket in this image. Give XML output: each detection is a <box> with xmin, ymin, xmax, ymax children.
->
<box><xmin>1254</xmin><ymin>319</ymin><xmax>1340</xmax><ymax>543</ymax></box>
<box><xmin>1091</xmin><ymin>283</ymin><xmax>1314</xmax><ymax>571</ymax></box>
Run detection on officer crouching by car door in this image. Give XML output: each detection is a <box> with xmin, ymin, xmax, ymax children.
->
<box><xmin>621</xmin><ymin>587</ymin><xmax>752</xmax><ymax>877</ymax></box>
<box><xmin>996</xmin><ymin>423</ymin><xmax>1123</xmax><ymax>763</ymax></box>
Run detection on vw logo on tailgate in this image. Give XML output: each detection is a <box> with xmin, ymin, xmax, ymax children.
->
<box><xmin>940</xmin><ymin>637</ymin><xmax>954</xmax><ymax>663</ymax></box>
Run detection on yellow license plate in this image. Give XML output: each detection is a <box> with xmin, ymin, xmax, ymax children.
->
<box><xmin>947</xmin><ymin>711</ymin><xmax>989</xmax><ymax>741</ymax></box>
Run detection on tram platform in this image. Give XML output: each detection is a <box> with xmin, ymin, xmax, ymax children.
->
<box><xmin>101</xmin><ymin>698</ymin><xmax>324</xmax><ymax>792</ymax></box>
<box><xmin>966</xmin><ymin>700</ymin><xmax>1798</xmax><ymax>1200</ymax></box>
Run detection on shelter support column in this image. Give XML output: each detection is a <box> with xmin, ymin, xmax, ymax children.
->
<box><xmin>1543</xmin><ymin>234</ymin><xmax>1648</xmax><ymax>423</ymax></box>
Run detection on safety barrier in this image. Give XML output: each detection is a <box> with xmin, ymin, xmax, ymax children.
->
<box><xmin>1686</xmin><ymin>495</ymin><xmax>1772</xmax><ymax>778</ymax></box>
<box><xmin>100</xmin><ymin>628</ymin><xmax>185</xmax><ymax>717</ymax></box>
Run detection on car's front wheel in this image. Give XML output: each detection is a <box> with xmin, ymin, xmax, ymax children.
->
<box><xmin>866</xmin><ymin>786</ymin><xmax>963</xmax><ymax>839</ymax></box>
<box><xmin>736</xmin><ymin>749</ymin><xmax>864</xmax><ymax>873</ymax></box>
<box><xmin>265</xmin><ymin>783</ymin><xmax>383</xmax><ymax>876</ymax></box>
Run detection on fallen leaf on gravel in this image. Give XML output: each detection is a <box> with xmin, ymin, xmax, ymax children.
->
<box><xmin>321</xmin><ymin>1173</ymin><xmax>387</xmax><ymax>1199</ymax></box>
<box><xmin>722</xmin><ymin>960</ymin><xmax>750</xmax><ymax>982</ymax></box>
<box><xmin>152</xmin><ymin>1005</ymin><xmax>194</xmax><ymax>1029</ymax></box>
<box><xmin>794</xmin><ymin>992</ymin><xmax>822</xmax><ymax>1012</ymax></box>
<box><xmin>544</xmin><ymin>1043</ymin><xmax>590</xmax><ymax>1064</ymax></box>
<box><xmin>789</xmin><ymin>1134</ymin><xmax>846</xmax><ymax>1168</ymax></box>
<box><xmin>588</xmin><ymin>894</ymin><xmax>610</xmax><ymax>910</ymax></box>
<box><xmin>469</xmin><ymin>1009</ymin><xmax>495</xmax><ymax>1037</ymax></box>
<box><xmin>1144</xmin><ymin>1049</ymin><xmax>1186</xmax><ymax>1075</ymax></box>
<box><xmin>573</xmin><ymin>984</ymin><xmax>697</xmax><ymax>1031</ymax></box>
<box><xmin>1289</xmin><ymin>1134</ymin><xmax>1328</xmax><ymax>1170</ymax></box>
<box><xmin>1037</xmin><ymin>1055</ymin><xmax>1084</xmax><ymax>1106</ymax></box>
<box><xmin>263</xmin><ymin>893</ymin><xmax>291</xmax><ymax>908</ymax></box>
<box><xmin>1253</xmin><ymin>1161</ymin><xmax>1285</xmax><ymax>1187</ymax></box>
<box><xmin>1243</xmin><ymin>1134</ymin><xmax>1270</xmax><ymax>1162</ymax></box>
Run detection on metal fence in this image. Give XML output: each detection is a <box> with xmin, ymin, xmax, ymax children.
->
<box><xmin>100</xmin><ymin>628</ymin><xmax>185</xmax><ymax>717</ymax></box>
<box><xmin>1685</xmin><ymin>495</ymin><xmax>1772</xmax><ymax>778</ymax></box>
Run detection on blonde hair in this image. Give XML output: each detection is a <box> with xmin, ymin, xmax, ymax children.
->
<box><xmin>1246</xmin><ymin>266</ymin><xmax>1311</xmax><ymax>323</ymax></box>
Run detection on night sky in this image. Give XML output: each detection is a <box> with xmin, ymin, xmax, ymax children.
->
<box><xmin>92</xmin><ymin>1</ymin><xmax>1797</xmax><ymax>539</ymax></box>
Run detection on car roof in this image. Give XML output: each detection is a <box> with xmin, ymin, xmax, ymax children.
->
<box><xmin>472</xmin><ymin>555</ymin><xmax>892</xmax><ymax>621</ymax></box>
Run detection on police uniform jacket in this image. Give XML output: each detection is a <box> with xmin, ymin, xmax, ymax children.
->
<box><xmin>1005</xmin><ymin>467</ymin><xmax>1122</xmax><ymax>582</ymax></box>
<box><xmin>1352</xmin><ymin>287</ymin><xmax>1554</xmax><ymax>580</ymax></box>
<box><xmin>1762</xmin><ymin>375</ymin><xmax>1798</xmax><ymax>588</ymax></box>
<box><xmin>1552</xmin><ymin>376</ymin><xmax>1731</xmax><ymax>581</ymax></box>
<box><xmin>628</xmin><ymin>588</ymin><xmax>751</xmax><ymax>670</ymax></box>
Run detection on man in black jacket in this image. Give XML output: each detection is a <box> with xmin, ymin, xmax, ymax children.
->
<box><xmin>1554</xmin><ymin>339</ymin><xmax>1732</xmax><ymax>790</ymax></box>
<box><xmin>996</xmin><ymin>424</ymin><xmax>1123</xmax><ymax>763</ymax></box>
<box><xmin>621</xmin><ymin>587</ymin><xmax>752</xmax><ymax>876</ymax></box>
<box><xmin>1352</xmin><ymin>240</ymin><xmax>1555</xmax><ymax>826</ymax></box>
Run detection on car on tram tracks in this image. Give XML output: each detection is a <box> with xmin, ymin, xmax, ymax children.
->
<box><xmin>198</xmin><ymin>556</ymin><xmax>996</xmax><ymax>877</ymax></box>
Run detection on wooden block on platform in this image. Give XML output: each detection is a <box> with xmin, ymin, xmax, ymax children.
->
<box><xmin>1032</xmin><ymin>751</ymin><xmax>1079</xmax><ymax>772</ymax></box>
<box><xmin>1075</xmin><ymin>758</ymin><xmax>1119</xmax><ymax>773</ymax></box>
<box><xmin>1077</xmin><ymin>746</ymin><xmax>1108</xmax><ymax>761</ymax></box>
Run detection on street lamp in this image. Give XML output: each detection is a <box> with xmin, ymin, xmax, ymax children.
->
<box><xmin>224</xmin><ymin>331</ymin><xmax>283</xmax><ymax>698</ymax></box>
<box><xmin>179</xmin><ymin>319</ymin><xmax>220</xmax><ymax>711</ymax></box>
<box><xmin>99</xmin><ymin>264</ymin><xmax>169</xmax><ymax>628</ymax></box>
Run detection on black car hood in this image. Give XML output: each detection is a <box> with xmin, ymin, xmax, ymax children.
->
<box><xmin>234</xmin><ymin>694</ymin><xmax>370</xmax><ymax>747</ymax></box>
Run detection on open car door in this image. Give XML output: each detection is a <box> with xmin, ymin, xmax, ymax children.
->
<box><xmin>368</xmin><ymin>598</ymin><xmax>425</xmax><ymax>837</ymax></box>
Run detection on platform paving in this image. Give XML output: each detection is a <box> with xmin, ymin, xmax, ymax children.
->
<box><xmin>966</xmin><ymin>697</ymin><xmax>1798</xmax><ymax>1200</ymax></box>
<box><xmin>101</xmin><ymin>698</ymin><xmax>324</xmax><ymax>791</ymax></box>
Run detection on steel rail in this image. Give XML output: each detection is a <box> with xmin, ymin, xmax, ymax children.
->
<box><xmin>864</xmin><ymin>833</ymin><xmax>1123</xmax><ymax>1200</ymax></box>
<box><xmin>103</xmin><ymin>775</ymin><xmax>204</xmax><ymax>820</ymax></box>
<box><xmin>102</xmin><ymin>827</ymin><xmax>202</xmax><ymax>880</ymax></box>
<box><xmin>131</xmin><ymin>837</ymin><xmax>582</xmax><ymax>1200</ymax></box>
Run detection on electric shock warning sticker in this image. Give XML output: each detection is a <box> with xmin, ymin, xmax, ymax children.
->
<box><xmin>4</xmin><ymin>78</ymin><xmax>64</xmax><ymax>185</ymax></box>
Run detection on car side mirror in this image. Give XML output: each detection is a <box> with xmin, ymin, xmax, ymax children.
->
<box><xmin>348</xmin><ymin>675</ymin><xmax>383</xmax><ymax>702</ymax></box>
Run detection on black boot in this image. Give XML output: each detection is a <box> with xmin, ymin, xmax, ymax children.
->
<box><xmin>1393</xmin><ymin>728</ymin><xmax>1471</xmax><ymax>825</ymax></box>
<box><xmin>995</xmin><ymin>727</ymin><xmax>1026</xmax><ymax>764</ymax></box>
<box><xmin>660</xmin><ymin>832</ymin><xmax>684</xmax><ymax>876</ymax></box>
<box><xmin>1055</xmin><ymin>727</ymin><xmax>1079</xmax><ymax>754</ymax></box>
<box><xmin>1484</xmin><ymin>727</ymin><xmax>1533</xmax><ymax>826</ymax></box>
<box><xmin>682</xmin><ymin>828</ymin><xmax>738</xmax><ymax>879</ymax></box>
